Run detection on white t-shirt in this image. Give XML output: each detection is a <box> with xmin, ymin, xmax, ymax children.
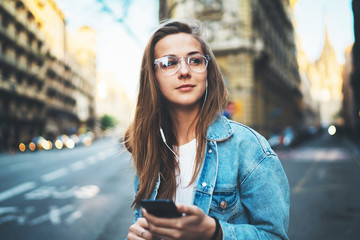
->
<box><xmin>175</xmin><ymin>138</ymin><xmax>196</xmax><ymax>205</ymax></box>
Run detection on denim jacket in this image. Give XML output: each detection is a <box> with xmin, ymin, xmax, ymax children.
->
<box><xmin>132</xmin><ymin>115</ymin><xmax>290</xmax><ymax>239</ymax></box>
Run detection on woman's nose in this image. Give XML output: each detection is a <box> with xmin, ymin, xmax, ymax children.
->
<box><xmin>178</xmin><ymin>58</ymin><xmax>190</xmax><ymax>77</ymax></box>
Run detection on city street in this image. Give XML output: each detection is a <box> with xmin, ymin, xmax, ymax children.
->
<box><xmin>0</xmin><ymin>133</ymin><xmax>360</xmax><ymax>240</ymax></box>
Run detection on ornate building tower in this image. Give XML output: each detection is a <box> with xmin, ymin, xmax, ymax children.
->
<box><xmin>307</xmin><ymin>26</ymin><xmax>343</xmax><ymax>125</ymax></box>
<box><xmin>159</xmin><ymin>0</ymin><xmax>302</xmax><ymax>137</ymax></box>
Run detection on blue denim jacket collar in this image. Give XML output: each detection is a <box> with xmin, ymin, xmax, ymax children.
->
<box><xmin>206</xmin><ymin>114</ymin><xmax>234</xmax><ymax>141</ymax></box>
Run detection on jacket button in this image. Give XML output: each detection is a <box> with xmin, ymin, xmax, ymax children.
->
<box><xmin>202</xmin><ymin>182</ymin><xmax>207</xmax><ymax>187</ymax></box>
<box><xmin>208</xmin><ymin>149</ymin><xmax>212</xmax><ymax>153</ymax></box>
<box><xmin>220</xmin><ymin>201</ymin><xmax>227</xmax><ymax>209</ymax></box>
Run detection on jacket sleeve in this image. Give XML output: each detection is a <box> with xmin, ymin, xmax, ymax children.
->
<box><xmin>220</xmin><ymin>154</ymin><xmax>290</xmax><ymax>240</ymax></box>
<box><xmin>132</xmin><ymin>174</ymin><xmax>141</xmax><ymax>223</ymax></box>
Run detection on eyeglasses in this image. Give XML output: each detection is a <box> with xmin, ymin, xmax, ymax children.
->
<box><xmin>154</xmin><ymin>54</ymin><xmax>210</xmax><ymax>76</ymax></box>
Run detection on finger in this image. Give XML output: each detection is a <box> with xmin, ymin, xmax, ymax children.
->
<box><xmin>137</xmin><ymin>217</ymin><xmax>150</xmax><ymax>229</ymax></box>
<box><xmin>143</xmin><ymin>209</ymin><xmax>179</xmax><ymax>228</ymax></box>
<box><xmin>128</xmin><ymin>221</ymin><xmax>150</xmax><ymax>239</ymax></box>
<box><xmin>147</xmin><ymin>223</ymin><xmax>178</xmax><ymax>240</ymax></box>
<box><xmin>126</xmin><ymin>231</ymin><xmax>146</xmax><ymax>240</ymax></box>
<box><xmin>176</xmin><ymin>204</ymin><xmax>202</xmax><ymax>216</ymax></box>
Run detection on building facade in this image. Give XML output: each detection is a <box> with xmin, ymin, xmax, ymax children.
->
<box><xmin>159</xmin><ymin>0</ymin><xmax>302</xmax><ymax>137</ymax></box>
<box><xmin>0</xmin><ymin>0</ymin><xmax>96</xmax><ymax>151</ymax></box>
<box><xmin>342</xmin><ymin>45</ymin><xmax>355</xmax><ymax>136</ymax></box>
<box><xmin>351</xmin><ymin>0</ymin><xmax>360</xmax><ymax>141</ymax></box>
<box><xmin>306</xmin><ymin>27</ymin><xmax>343</xmax><ymax>126</ymax></box>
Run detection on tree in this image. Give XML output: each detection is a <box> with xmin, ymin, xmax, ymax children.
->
<box><xmin>99</xmin><ymin>114</ymin><xmax>117</xmax><ymax>132</ymax></box>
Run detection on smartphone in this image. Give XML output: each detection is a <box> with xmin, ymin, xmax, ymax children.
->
<box><xmin>140</xmin><ymin>199</ymin><xmax>182</xmax><ymax>218</ymax></box>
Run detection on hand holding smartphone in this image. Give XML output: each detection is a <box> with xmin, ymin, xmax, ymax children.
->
<box><xmin>141</xmin><ymin>199</ymin><xmax>182</xmax><ymax>218</ymax></box>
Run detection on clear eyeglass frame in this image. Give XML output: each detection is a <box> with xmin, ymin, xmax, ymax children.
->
<box><xmin>154</xmin><ymin>53</ymin><xmax>211</xmax><ymax>76</ymax></box>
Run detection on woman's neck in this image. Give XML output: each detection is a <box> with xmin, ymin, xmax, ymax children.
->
<box><xmin>168</xmin><ymin>104</ymin><xmax>199</xmax><ymax>146</ymax></box>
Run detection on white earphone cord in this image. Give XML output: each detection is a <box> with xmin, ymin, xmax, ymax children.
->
<box><xmin>160</xmin><ymin>128</ymin><xmax>180</xmax><ymax>160</ymax></box>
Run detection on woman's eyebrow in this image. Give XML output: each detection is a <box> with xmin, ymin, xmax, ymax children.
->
<box><xmin>187</xmin><ymin>51</ymin><xmax>201</xmax><ymax>56</ymax></box>
<box><xmin>158</xmin><ymin>51</ymin><xmax>202</xmax><ymax>58</ymax></box>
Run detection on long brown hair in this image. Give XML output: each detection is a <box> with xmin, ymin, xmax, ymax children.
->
<box><xmin>125</xmin><ymin>19</ymin><xmax>228</xmax><ymax>208</ymax></box>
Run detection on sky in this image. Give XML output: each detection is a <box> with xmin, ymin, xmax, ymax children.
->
<box><xmin>294</xmin><ymin>0</ymin><xmax>354</xmax><ymax>63</ymax></box>
<box><xmin>54</xmin><ymin>0</ymin><xmax>355</xmax><ymax>100</ymax></box>
<box><xmin>54</xmin><ymin>0</ymin><xmax>159</xmax><ymax>101</ymax></box>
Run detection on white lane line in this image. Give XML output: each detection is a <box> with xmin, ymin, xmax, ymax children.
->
<box><xmin>29</xmin><ymin>204</ymin><xmax>76</xmax><ymax>225</ymax></box>
<box><xmin>70</xmin><ymin>161</ymin><xmax>86</xmax><ymax>171</ymax></box>
<box><xmin>0</xmin><ymin>207</ymin><xmax>18</xmax><ymax>215</ymax></box>
<box><xmin>97</xmin><ymin>152</ymin><xmax>106</xmax><ymax>161</ymax></box>
<box><xmin>86</xmin><ymin>156</ymin><xmax>97</xmax><ymax>165</ymax></box>
<box><xmin>0</xmin><ymin>182</ymin><xmax>37</xmax><ymax>202</ymax></box>
<box><xmin>65</xmin><ymin>210</ymin><xmax>82</xmax><ymax>224</ymax></box>
<box><xmin>41</xmin><ymin>168</ymin><xmax>69</xmax><ymax>182</ymax></box>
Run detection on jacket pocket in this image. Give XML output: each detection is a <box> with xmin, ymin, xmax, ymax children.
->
<box><xmin>210</xmin><ymin>188</ymin><xmax>239</xmax><ymax>213</ymax></box>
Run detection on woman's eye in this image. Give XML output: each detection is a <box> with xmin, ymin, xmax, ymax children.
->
<box><xmin>189</xmin><ymin>57</ymin><xmax>203</xmax><ymax>65</ymax></box>
<box><xmin>162</xmin><ymin>59</ymin><xmax>178</xmax><ymax>68</ymax></box>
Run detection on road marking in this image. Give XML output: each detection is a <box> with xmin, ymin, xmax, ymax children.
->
<box><xmin>65</xmin><ymin>210</ymin><xmax>82</xmax><ymax>224</ymax></box>
<box><xmin>0</xmin><ymin>207</ymin><xmax>18</xmax><ymax>215</ymax></box>
<box><xmin>70</xmin><ymin>161</ymin><xmax>86</xmax><ymax>171</ymax></box>
<box><xmin>293</xmin><ymin>151</ymin><xmax>324</xmax><ymax>194</ymax></box>
<box><xmin>86</xmin><ymin>156</ymin><xmax>97</xmax><ymax>165</ymax></box>
<box><xmin>97</xmin><ymin>152</ymin><xmax>106</xmax><ymax>161</ymax></box>
<box><xmin>0</xmin><ymin>182</ymin><xmax>37</xmax><ymax>202</ymax></box>
<box><xmin>41</xmin><ymin>168</ymin><xmax>69</xmax><ymax>182</ymax></box>
<box><xmin>29</xmin><ymin>204</ymin><xmax>76</xmax><ymax>225</ymax></box>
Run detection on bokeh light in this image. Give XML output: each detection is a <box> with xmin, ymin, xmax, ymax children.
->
<box><xmin>65</xmin><ymin>139</ymin><xmax>75</xmax><ymax>149</ymax></box>
<box><xmin>55</xmin><ymin>139</ymin><xmax>63</xmax><ymax>149</ymax></box>
<box><xmin>29</xmin><ymin>142</ymin><xmax>36</xmax><ymax>151</ymax></box>
<box><xmin>19</xmin><ymin>143</ymin><xmax>26</xmax><ymax>152</ymax></box>
<box><xmin>328</xmin><ymin>125</ymin><xmax>337</xmax><ymax>136</ymax></box>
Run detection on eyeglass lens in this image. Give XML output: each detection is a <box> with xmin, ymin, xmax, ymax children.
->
<box><xmin>157</xmin><ymin>55</ymin><xmax>208</xmax><ymax>75</ymax></box>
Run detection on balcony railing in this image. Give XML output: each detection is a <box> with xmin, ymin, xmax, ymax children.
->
<box><xmin>0</xmin><ymin>79</ymin><xmax>11</xmax><ymax>91</ymax></box>
<box><xmin>1</xmin><ymin>0</ymin><xmax>16</xmax><ymax>18</ymax></box>
<box><xmin>15</xmin><ymin>9</ymin><xmax>28</xmax><ymax>27</ymax></box>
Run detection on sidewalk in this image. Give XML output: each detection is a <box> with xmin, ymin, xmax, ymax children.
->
<box><xmin>343</xmin><ymin>136</ymin><xmax>360</xmax><ymax>168</ymax></box>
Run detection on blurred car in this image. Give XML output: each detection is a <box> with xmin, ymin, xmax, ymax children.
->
<box><xmin>268</xmin><ymin>134</ymin><xmax>282</xmax><ymax>148</ymax></box>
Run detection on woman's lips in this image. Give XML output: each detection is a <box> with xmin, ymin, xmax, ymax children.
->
<box><xmin>176</xmin><ymin>84</ymin><xmax>195</xmax><ymax>91</ymax></box>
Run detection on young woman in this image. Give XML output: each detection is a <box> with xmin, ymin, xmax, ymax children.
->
<box><xmin>125</xmin><ymin>20</ymin><xmax>289</xmax><ymax>240</ymax></box>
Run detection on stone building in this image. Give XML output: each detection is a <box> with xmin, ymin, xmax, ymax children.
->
<box><xmin>342</xmin><ymin>45</ymin><xmax>355</xmax><ymax>136</ymax></box>
<box><xmin>0</xmin><ymin>0</ymin><xmax>96</xmax><ymax>151</ymax></box>
<box><xmin>159</xmin><ymin>0</ymin><xmax>302</xmax><ymax>137</ymax></box>
<box><xmin>351</xmin><ymin>0</ymin><xmax>360</xmax><ymax>140</ymax></box>
<box><xmin>297</xmin><ymin>45</ymin><xmax>320</xmax><ymax>128</ymax></box>
<box><xmin>306</xmin><ymin>26</ymin><xmax>343</xmax><ymax>126</ymax></box>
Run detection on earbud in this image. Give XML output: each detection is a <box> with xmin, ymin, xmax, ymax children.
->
<box><xmin>160</xmin><ymin>128</ymin><xmax>166</xmax><ymax>143</ymax></box>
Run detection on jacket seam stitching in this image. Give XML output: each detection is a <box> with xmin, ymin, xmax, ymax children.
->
<box><xmin>240</xmin><ymin>154</ymin><xmax>268</xmax><ymax>186</ymax></box>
